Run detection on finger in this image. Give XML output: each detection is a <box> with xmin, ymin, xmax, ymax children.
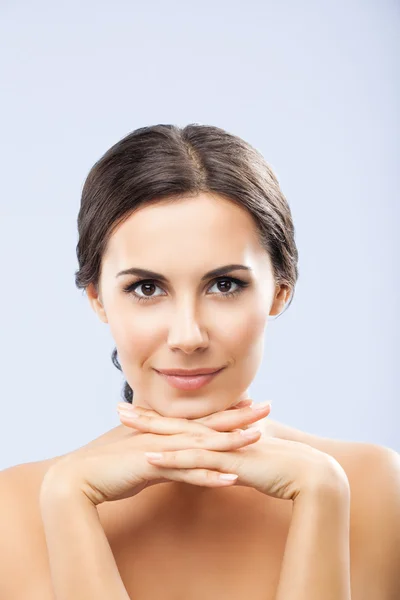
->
<box><xmin>146</xmin><ymin>463</ymin><xmax>238</xmax><ymax>487</ymax></box>
<box><xmin>117</xmin><ymin>404</ymin><xmax>178</xmax><ymax>429</ymax></box>
<box><xmin>227</xmin><ymin>399</ymin><xmax>253</xmax><ymax>409</ymax></box>
<box><xmin>118</xmin><ymin>411</ymin><xmax>214</xmax><ymax>435</ymax></box>
<box><xmin>145</xmin><ymin>449</ymin><xmax>239</xmax><ymax>479</ymax></box>
<box><xmin>117</xmin><ymin>403</ymin><xmax>157</xmax><ymax>417</ymax></box>
<box><xmin>118</xmin><ymin>400</ymin><xmax>251</xmax><ymax>417</ymax></box>
<box><xmin>142</xmin><ymin>427</ymin><xmax>261</xmax><ymax>454</ymax></box>
<box><xmin>118</xmin><ymin>410</ymin><xmax>262</xmax><ymax>451</ymax></box>
<box><xmin>195</xmin><ymin>403</ymin><xmax>272</xmax><ymax>431</ymax></box>
<box><xmin>117</xmin><ymin>402</ymin><xmax>271</xmax><ymax>435</ymax></box>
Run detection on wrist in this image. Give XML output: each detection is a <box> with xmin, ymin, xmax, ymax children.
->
<box><xmin>298</xmin><ymin>457</ymin><xmax>351</xmax><ymax>502</ymax></box>
<box><xmin>40</xmin><ymin>459</ymin><xmax>92</xmax><ymax>509</ymax></box>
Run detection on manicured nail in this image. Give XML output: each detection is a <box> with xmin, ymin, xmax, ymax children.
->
<box><xmin>219</xmin><ymin>473</ymin><xmax>238</xmax><ymax>481</ymax></box>
<box><xmin>252</xmin><ymin>401</ymin><xmax>272</xmax><ymax>412</ymax></box>
<box><xmin>117</xmin><ymin>402</ymin><xmax>134</xmax><ymax>411</ymax></box>
<box><xmin>118</xmin><ymin>407</ymin><xmax>139</xmax><ymax>419</ymax></box>
<box><xmin>145</xmin><ymin>452</ymin><xmax>163</xmax><ymax>460</ymax></box>
<box><xmin>240</xmin><ymin>427</ymin><xmax>262</xmax><ymax>437</ymax></box>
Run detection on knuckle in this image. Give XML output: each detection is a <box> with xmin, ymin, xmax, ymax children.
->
<box><xmin>205</xmin><ymin>469</ymin><xmax>217</xmax><ymax>482</ymax></box>
<box><xmin>191</xmin><ymin>432</ymin><xmax>206</xmax><ymax>445</ymax></box>
<box><xmin>178</xmin><ymin>468</ymin><xmax>191</xmax><ymax>479</ymax></box>
<box><xmin>227</xmin><ymin>430</ymin><xmax>243</xmax><ymax>443</ymax></box>
<box><xmin>228</xmin><ymin>457</ymin><xmax>241</xmax><ymax>472</ymax></box>
<box><xmin>166</xmin><ymin>452</ymin><xmax>177</xmax><ymax>465</ymax></box>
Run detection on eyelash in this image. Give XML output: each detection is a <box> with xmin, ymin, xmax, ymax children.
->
<box><xmin>122</xmin><ymin>277</ymin><xmax>249</xmax><ymax>304</ymax></box>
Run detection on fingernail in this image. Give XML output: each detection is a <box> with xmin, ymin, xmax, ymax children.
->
<box><xmin>240</xmin><ymin>427</ymin><xmax>262</xmax><ymax>437</ymax></box>
<box><xmin>219</xmin><ymin>473</ymin><xmax>238</xmax><ymax>481</ymax></box>
<box><xmin>117</xmin><ymin>402</ymin><xmax>134</xmax><ymax>411</ymax></box>
<box><xmin>118</xmin><ymin>408</ymin><xmax>140</xmax><ymax>419</ymax></box>
<box><xmin>145</xmin><ymin>452</ymin><xmax>163</xmax><ymax>460</ymax></box>
<box><xmin>252</xmin><ymin>401</ymin><xmax>272</xmax><ymax>412</ymax></box>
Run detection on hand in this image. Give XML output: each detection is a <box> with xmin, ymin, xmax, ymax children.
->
<box><xmin>117</xmin><ymin>402</ymin><xmax>349</xmax><ymax>501</ymax></box>
<box><xmin>40</xmin><ymin>400</ymin><xmax>270</xmax><ymax>507</ymax></box>
<box><xmin>117</xmin><ymin>397</ymin><xmax>269</xmax><ymax>435</ymax></box>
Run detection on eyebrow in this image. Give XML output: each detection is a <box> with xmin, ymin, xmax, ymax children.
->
<box><xmin>116</xmin><ymin>264</ymin><xmax>252</xmax><ymax>282</ymax></box>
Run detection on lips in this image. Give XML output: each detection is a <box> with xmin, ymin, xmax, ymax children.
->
<box><xmin>155</xmin><ymin>367</ymin><xmax>223</xmax><ymax>376</ymax></box>
<box><xmin>155</xmin><ymin>367</ymin><xmax>225</xmax><ymax>390</ymax></box>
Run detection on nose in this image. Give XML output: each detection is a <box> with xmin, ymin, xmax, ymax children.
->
<box><xmin>167</xmin><ymin>301</ymin><xmax>209</xmax><ymax>354</ymax></box>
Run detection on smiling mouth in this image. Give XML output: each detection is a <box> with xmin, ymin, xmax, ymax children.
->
<box><xmin>155</xmin><ymin>367</ymin><xmax>225</xmax><ymax>391</ymax></box>
<box><xmin>155</xmin><ymin>366</ymin><xmax>224</xmax><ymax>376</ymax></box>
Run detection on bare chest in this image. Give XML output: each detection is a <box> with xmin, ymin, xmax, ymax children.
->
<box><xmin>32</xmin><ymin>420</ymin><xmax>362</xmax><ymax>599</ymax></box>
<box><xmin>97</xmin><ymin>485</ymin><xmax>294</xmax><ymax>600</ymax></box>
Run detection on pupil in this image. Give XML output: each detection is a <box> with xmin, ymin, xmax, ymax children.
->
<box><xmin>143</xmin><ymin>284</ymin><xmax>155</xmax><ymax>296</ymax></box>
<box><xmin>218</xmin><ymin>280</ymin><xmax>231</xmax><ymax>292</ymax></box>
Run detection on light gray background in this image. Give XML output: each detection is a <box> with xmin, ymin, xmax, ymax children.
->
<box><xmin>1</xmin><ymin>0</ymin><xmax>398</xmax><ymax>471</ymax></box>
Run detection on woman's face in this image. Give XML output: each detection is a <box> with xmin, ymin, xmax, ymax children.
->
<box><xmin>87</xmin><ymin>192</ymin><xmax>290</xmax><ymax>419</ymax></box>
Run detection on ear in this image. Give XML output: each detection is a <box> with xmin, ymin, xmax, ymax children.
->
<box><xmin>86</xmin><ymin>282</ymin><xmax>108</xmax><ymax>323</ymax></box>
<box><xmin>269</xmin><ymin>284</ymin><xmax>292</xmax><ymax>317</ymax></box>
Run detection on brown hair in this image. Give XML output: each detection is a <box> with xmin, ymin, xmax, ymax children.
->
<box><xmin>75</xmin><ymin>123</ymin><xmax>299</xmax><ymax>404</ymax></box>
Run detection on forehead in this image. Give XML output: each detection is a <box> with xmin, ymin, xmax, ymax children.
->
<box><xmin>103</xmin><ymin>193</ymin><xmax>267</xmax><ymax>271</ymax></box>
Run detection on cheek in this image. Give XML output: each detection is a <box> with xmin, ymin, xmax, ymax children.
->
<box><xmin>234</xmin><ymin>306</ymin><xmax>267</xmax><ymax>368</ymax></box>
<box><xmin>219</xmin><ymin>308</ymin><xmax>267</xmax><ymax>382</ymax></box>
<box><xmin>224</xmin><ymin>306</ymin><xmax>267</xmax><ymax>350</ymax></box>
<box><xmin>110</xmin><ymin>319</ymin><xmax>155</xmax><ymax>361</ymax></box>
<box><xmin>215</xmin><ymin>310</ymin><xmax>266</xmax><ymax>393</ymax></box>
<box><xmin>105</xmin><ymin>299</ymin><xmax>155</xmax><ymax>362</ymax></box>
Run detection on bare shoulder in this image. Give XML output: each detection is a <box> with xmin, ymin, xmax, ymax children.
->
<box><xmin>265</xmin><ymin>416</ymin><xmax>400</xmax><ymax>598</ymax></box>
<box><xmin>0</xmin><ymin>458</ymin><xmax>63</xmax><ymax>598</ymax></box>
<box><xmin>0</xmin><ymin>427</ymin><xmax>118</xmax><ymax>573</ymax></box>
<box><xmin>0</xmin><ymin>427</ymin><xmax>140</xmax><ymax>597</ymax></box>
<box><xmin>263</xmin><ymin>415</ymin><xmax>384</xmax><ymax>474</ymax></box>
<box><xmin>262</xmin><ymin>415</ymin><xmax>399</xmax><ymax>513</ymax></box>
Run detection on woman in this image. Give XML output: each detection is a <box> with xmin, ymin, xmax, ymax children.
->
<box><xmin>1</xmin><ymin>124</ymin><xmax>398</xmax><ymax>600</ymax></box>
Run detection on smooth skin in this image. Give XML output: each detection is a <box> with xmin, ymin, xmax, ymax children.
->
<box><xmin>86</xmin><ymin>192</ymin><xmax>291</xmax><ymax>426</ymax></box>
<box><xmin>41</xmin><ymin>401</ymin><xmax>273</xmax><ymax>506</ymax></box>
<box><xmin>37</xmin><ymin>401</ymin><xmax>273</xmax><ymax>600</ymax></box>
<box><xmin>83</xmin><ymin>191</ymin><xmax>399</xmax><ymax>598</ymax></box>
<box><xmin>85</xmin><ymin>189</ymin><xmax>290</xmax><ymax>500</ymax></box>
<box><xmin>0</xmin><ymin>192</ymin><xmax>398</xmax><ymax>599</ymax></box>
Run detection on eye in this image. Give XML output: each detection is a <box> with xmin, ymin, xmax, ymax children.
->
<box><xmin>122</xmin><ymin>276</ymin><xmax>249</xmax><ymax>304</ymax></box>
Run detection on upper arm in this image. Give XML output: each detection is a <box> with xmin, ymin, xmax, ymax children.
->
<box><xmin>0</xmin><ymin>465</ymin><xmax>30</xmax><ymax>597</ymax></box>
<box><xmin>0</xmin><ymin>464</ymin><xmax>55</xmax><ymax>599</ymax></box>
<box><xmin>350</xmin><ymin>444</ymin><xmax>400</xmax><ymax>600</ymax></box>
